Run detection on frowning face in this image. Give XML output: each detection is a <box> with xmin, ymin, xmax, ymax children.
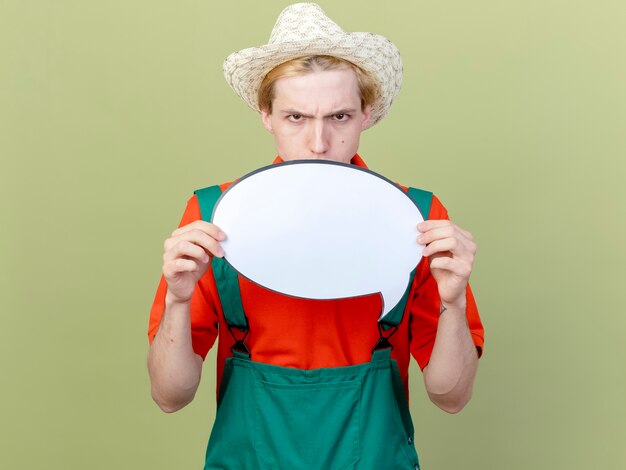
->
<box><xmin>260</xmin><ymin>68</ymin><xmax>372</xmax><ymax>164</ymax></box>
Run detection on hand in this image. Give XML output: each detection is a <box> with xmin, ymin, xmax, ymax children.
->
<box><xmin>417</xmin><ymin>220</ymin><xmax>476</xmax><ymax>306</ymax></box>
<box><xmin>162</xmin><ymin>220</ymin><xmax>226</xmax><ymax>304</ymax></box>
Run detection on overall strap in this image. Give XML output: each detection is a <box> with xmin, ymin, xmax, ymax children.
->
<box><xmin>407</xmin><ymin>187</ymin><xmax>433</xmax><ymax>221</ymax></box>
<box><xmin>194</xmin><ymin>186</ymin><xmax>248</xmax><ymax>331</ymax></box>
<box><xmin>377</xmin><ymin>187</ymin><xmax>433</xmax><ymax>337</ymax></box>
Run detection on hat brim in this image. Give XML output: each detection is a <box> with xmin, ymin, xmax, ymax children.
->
<box><xmin>223</xmin><ymin>32</ymin><xmax>402</xmax><ymax>129</ymax></box>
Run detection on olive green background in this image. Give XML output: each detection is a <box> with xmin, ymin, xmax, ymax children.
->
<box><xmin>1</xmin><ymin>1</ymin><xmax>625</xmax><ymax>468</ymax></box>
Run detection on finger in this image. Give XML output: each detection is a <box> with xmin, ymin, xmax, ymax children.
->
<box><xmin>417</xmin><ymin>225</ymin><xmax>456</xmax><ymax>245</ymax></box>
<box><xmin>171</xmin><ymin>220</ymin><xmax>226</xmax><ymax>241</ymax></box>
<box><xmin>429</xmin><ymin>256</ymin><xmax>472</xmax><ymax>279</ymax></box>
<box><xmin>459</xmin><ymin>227</ymin><xmax>474</xmax><ymax>241</ymax></box>
<box><xmin>418</xmin><ymin>221</ymin><xmax>476</xmax><ymax>245</ymax></box>
<box><xmin>417</xmin><ymin>219</ymin><xmax>454</xmax><ymax>232</ymax></box>
<box><xmin>422</xmin><ymin>237</ymin><xmax>463</xmax><ymax>258</ymax></box>
<box><xmin>164</xmin><ymin>240</ymin><xmax>212</xmax><ymax>264</ymax></box>
<box><xmin>165</xmin><ymin>230</ymin><xmax>225</xmax><ymax>258</ymax></box>
<box><xmin>163</xmin><ymin>258</ymin><xmax>201</xmax><ymax>277</ymax></box>
<box><xmin>423</xmin><ymin>238</ymin><xmax>475</xmax><ymax>266</ymax></box>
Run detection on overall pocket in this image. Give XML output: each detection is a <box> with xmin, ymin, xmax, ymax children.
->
<box><xmin>356</xmin><ymin>358</ymin><xmax>421</xmax><ymax>469</ymax></box>
<box><xmin>254</xmin><ymin>379</ymin><xmax>361</xmax><ymax>470</ymax></box>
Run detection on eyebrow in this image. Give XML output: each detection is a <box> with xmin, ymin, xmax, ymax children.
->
<box><xmin>279</xmin><ymin>108</ymin><xmax>358</xmax><ymax>118</ymax></box>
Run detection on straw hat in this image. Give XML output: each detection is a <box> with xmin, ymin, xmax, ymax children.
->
<box><xmin>223</xmin><ymin>3</ymin><xmax>403</xmax><ymax>129</ymax></box>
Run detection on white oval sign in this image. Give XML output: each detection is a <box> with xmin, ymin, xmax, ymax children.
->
<box><xmin>212</xmin><ymin>160</ymin><xmax>424</xmax><ymax>319</ymax></box>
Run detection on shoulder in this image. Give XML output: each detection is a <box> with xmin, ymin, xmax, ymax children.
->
<box><xmin>178</xmin><ymin>181</ymin><xmax>234</xmax><ymax>226</ymax></box>
<box><xmin>397</xmin><ymin>183</ymin><xmax>449</xmax><ymax>221</ymax></box>
<box><xmin>428</xmin><ymin>194</ymin><xmax>449</xmax><ymax>220</ymax></box>
<box><xmin>193</xmin><ymin>181</ymin><xmax>234</xmax><ymax>198</ymax></box>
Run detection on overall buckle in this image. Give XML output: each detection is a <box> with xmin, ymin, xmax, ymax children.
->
<box><xmin>227</xmin><ymin>324</ymin><xmax>250</xmax><ymax>356</ymax></box>
<box><xmin>371</xmin><ymin>323</ymin><xmax>398</xmax><ymax>352</ymax></box>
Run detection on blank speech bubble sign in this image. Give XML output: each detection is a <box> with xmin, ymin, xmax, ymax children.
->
<box><xmin>212</xmin><ymin>160</ymin><xmax>424</xmax><ymax>320</ymax></box>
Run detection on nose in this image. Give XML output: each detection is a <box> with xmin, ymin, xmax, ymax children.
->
<box><xmin>309</xmin><ymin>120</ymin><xmax>329</xmax><ymax>156</ymax></box>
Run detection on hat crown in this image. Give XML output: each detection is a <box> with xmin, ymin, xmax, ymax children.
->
<box><xmin>269</xmin><ymin>3</ymin><xmax>344</xmax><ymax>45</ymax></box>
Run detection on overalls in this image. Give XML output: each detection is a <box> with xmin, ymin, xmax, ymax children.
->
<box><xmin>195</xmin><ymin>185</ymin><xmax>432</xmax><ymax>470</ymax></box>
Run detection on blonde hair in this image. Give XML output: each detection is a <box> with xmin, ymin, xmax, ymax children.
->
<box><xmin>257</xmin><ymin>55</ymin><xmax>378</xmax><ymax>113</ymax></box>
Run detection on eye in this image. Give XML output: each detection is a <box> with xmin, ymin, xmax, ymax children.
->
<box><xmin>287</xmin><ymin>114</ymin><xmax>303</xmax><ymax>122</ymax></box>
<box><xmin>332</xmin><ymin>113</ymin><xmax>349</xmax><ymax>122</ymax></box>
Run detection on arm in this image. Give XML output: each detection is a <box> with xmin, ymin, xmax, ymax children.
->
<box><xmin>148</xmin><ymin>298</ymin><xmax>203</xmax><ymax>413</ymax></box>
<box><xmin>422</xmin><ymin>297</ymin><xmax>479</xmax><ymax>413</ymax></box>
<box><xmin>147</xmin><ymin>220</ymin><xmax>225</xmax><ymax>413</ymax></box>
<box><xmin>417</xmin><ymin>220</ymin><xmax>479</xmax><ymax>413</ymax></box>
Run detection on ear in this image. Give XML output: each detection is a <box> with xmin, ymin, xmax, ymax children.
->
<box><xmin>360</xmin><ymin>105</ymin><xmax>372</xmax><ymax>130</ymax></box>
<box><xmin>260</xmin><ymin>110</ymin><xmax>273</xmax><ymax>133</ymax></box>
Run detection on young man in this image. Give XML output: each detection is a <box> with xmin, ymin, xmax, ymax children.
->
<box><xmin>148</xmin><ymin>4</ymin><xmax>484</xmax><ymax>468</ymax></box>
